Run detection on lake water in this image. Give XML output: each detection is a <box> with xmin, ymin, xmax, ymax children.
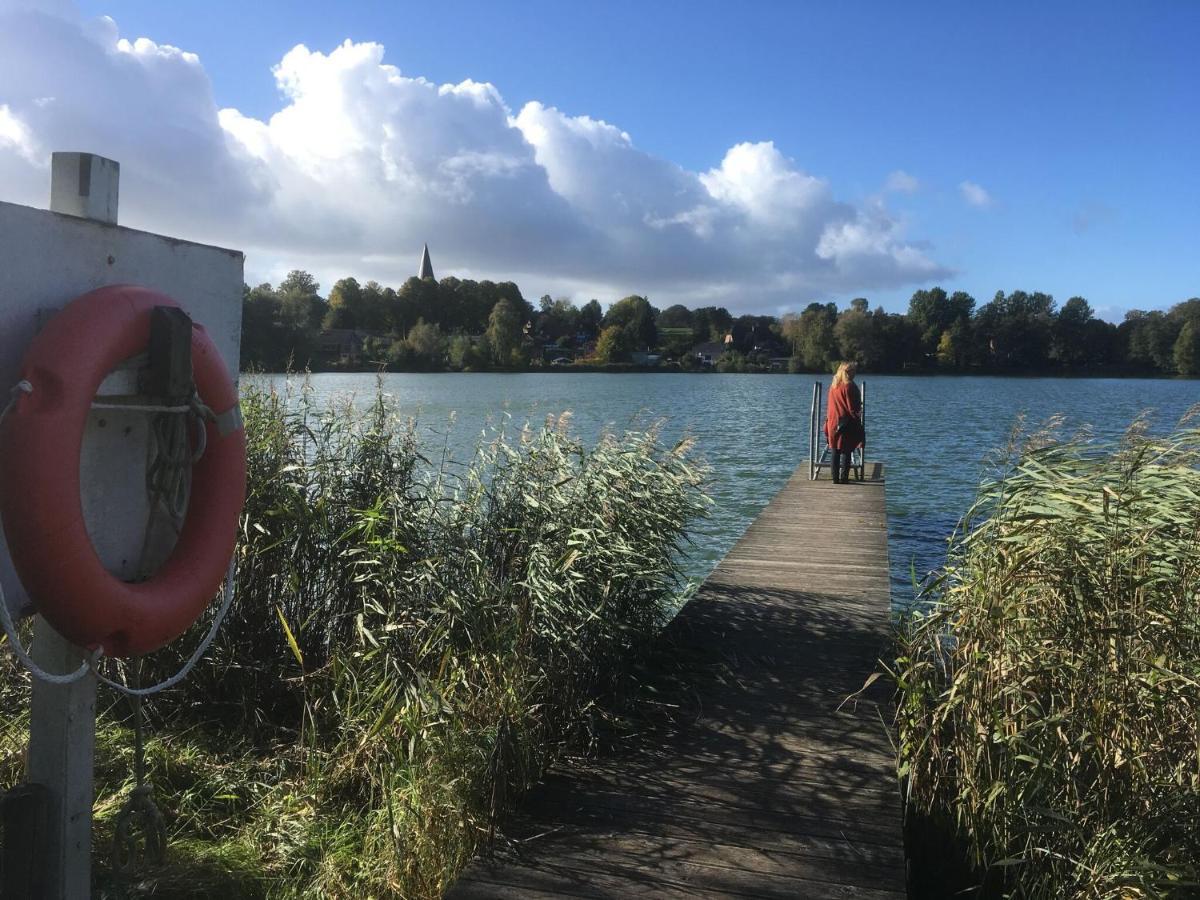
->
<box><xmin>261</xmin><ymin>373</ymin><xmax>1198</xmax><ymax>605</ymax></box>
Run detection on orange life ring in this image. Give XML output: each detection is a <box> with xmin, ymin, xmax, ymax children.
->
<box><xmin>0</xmin><ymin>284</ymin><xmax>246</xmax><ymax>657</ymax></box>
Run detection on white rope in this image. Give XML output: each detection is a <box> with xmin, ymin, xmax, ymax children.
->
<box><xmin>0</xmin><ymin>379</ymin><xmax>236</xmax><ymax>695</ymax></box>
<box><xmin>0</xmin><ymin>580</ymin><xmax>97</xmax><ymax>684</ymax></box>
<box><xmin>0</xmin><ymin>562</ymin><xmax>235</xmax><ymax>693</ymax></box>
<box><xmin>92</xmin><ymin>395</ymin><xmax>208</xmax><ymax>462</ymax></box>
<box><xmin>190</xmin><ymin>409</ymin><xmax>207</xmax><ymax>462</ymax></box>
<box><xmin>91</xmin><ymin>401</ymin><xmax>191</xmax><ymax>414</ymax></box>
<box><xmin>90</xmin><ymin>562</ymin><xmax>235</xmax><ymax>697</ymax></box>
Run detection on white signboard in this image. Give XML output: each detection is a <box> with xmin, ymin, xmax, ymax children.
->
<box><xmin>0</xmin><ymin>196</ymin><xmax>243</xmax><ymax>615</ymax></box>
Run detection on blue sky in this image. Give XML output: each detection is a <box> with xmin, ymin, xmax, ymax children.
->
<box><xmin>6</xmin><ymin>0</ymin><xmax>1198</xmax><ymax>319</ymax></box>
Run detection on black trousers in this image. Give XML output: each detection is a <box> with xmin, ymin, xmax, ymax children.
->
<box><xmin>831</xmin><ymin>448</ymin><xmax>853</xmax><ymax>483</ymax></box>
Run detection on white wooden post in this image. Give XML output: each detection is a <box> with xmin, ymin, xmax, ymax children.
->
<box><xmin>25</xmin><ymin>152</ymin><xmax>119</xmax><ymax>900</ymax></box>
<box><xmin>28</xmin><ymin>620</ymin><xmax>97</xmax><ymax>899</ymax></box>
<box><xmin>49</xmin><ymin>153</ymin><xmax>119</xmax><ymax>225</ymax></box>
<box><xmin>0</xmin><ymin>151</ymin><xmax>243</xmax><ymax>899</ymax></box>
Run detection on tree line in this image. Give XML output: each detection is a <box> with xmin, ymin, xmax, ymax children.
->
<box><xmin>240</xmin><ymin>270</ymin><xmax>1200</xmax><ymax>376</ymax></box>
<box><xmin>781</xmin><ymin>288</ymin><xmax>1200</xmax><ymax>376</ymax></box>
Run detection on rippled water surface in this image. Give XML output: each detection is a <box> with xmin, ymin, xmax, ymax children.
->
<box><xmin>264</xmin><ymin>373</ymin><xmax>1198</xmax><ymax>604</ymax></box>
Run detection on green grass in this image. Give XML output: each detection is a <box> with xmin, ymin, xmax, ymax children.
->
<box><xmin>893</xmin><ymin>414</ymin><xmax>1200</xmax><ymax>899</ymax></box>
<box><xmin>0</xmin><ymin>378</ymin><xmax>708</xmax><ymax>898</ymax></box>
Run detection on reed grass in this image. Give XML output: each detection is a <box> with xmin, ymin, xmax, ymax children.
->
<box><xmin>0</xmin><ymin>378</ymin><xmax>708</xmax><ymax>898</ymax></box>
<box><xmin>894</xmin><ymin>415</ymin><xmax>1200</xmax><ymax>898</ymax></box>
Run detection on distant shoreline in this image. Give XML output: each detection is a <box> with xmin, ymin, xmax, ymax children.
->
<box><xmin>246</xmin><ymin>366</ymin><xmax>1192</xmax><ymax>381</ymax></box>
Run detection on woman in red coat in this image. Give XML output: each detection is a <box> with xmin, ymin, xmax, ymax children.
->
<box><xmin>824</xmin><ymin>361</ymin><xmax>863</xmax><ymax>484</ymax></box>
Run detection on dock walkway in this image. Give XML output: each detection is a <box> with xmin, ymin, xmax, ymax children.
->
<box><xmin>447</xmin><ymin>463</ymin><xmax>904</xmax><ymax>898</ymax></box>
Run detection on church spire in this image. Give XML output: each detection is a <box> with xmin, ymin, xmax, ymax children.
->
<box><xmin>418</xmin><ymin>243</ymin><xmax>435</xmax><ymax>281</ymax></box>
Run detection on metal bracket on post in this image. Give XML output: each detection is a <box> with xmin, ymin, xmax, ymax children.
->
<box><xmin>145</xmin><ymin>306</ymin><xmax>194</xmax><ymax>405</ymax></box>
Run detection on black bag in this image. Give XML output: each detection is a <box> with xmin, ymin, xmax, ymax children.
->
<box><xmin>835</xmin><ymin>415</ymin><xmax>863</xmax><ymax>443</ymax></box>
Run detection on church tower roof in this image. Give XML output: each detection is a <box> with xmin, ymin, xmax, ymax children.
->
<box><xmin>418</xmin><ymin>243</ymin><xmax>435</xmax><ymax>281</ymax></box>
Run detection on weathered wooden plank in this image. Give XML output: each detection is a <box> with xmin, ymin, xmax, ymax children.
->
<box><xmin>446</xmin><ymin>464</ymin><xmax>901</xmax><ymax>898</ymax></box>
<box><xmin>531</xmin><ymin>766</ymin><xmax>901</xmax><ymax>815</ymax></box>
<box><xmin>460</xmin><ymin>853</ymin><xmax>907</xmax><ymax>900</ymax></box>
<box><xmin>510</xmin><ymin>799</ymin><xmax>908</xmax><ymax>867</ymax></box>
<box><xmin>478</xmin><ymin>830</ymin><xmax>907</xmax><ymax>897</ymax></box>
<box><xmin>519</xmin><ymin>784</ymin><xmax>903</xmax><ymax>847</ymax></box>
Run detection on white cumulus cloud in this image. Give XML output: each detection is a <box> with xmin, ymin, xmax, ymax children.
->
<box><xmin>0</xmin><ymin>104</ymin><xmax>39</xmax><ymax>163</ymax></box>
<box><xmin>959</xmin><ymin>180</ymin><xmax>992</xmax><ymax>209</ymax></box>
<box><xmin>0</xmin><ymin>1</ymin><xmax>951</xmax><ymax>309</ymax></box>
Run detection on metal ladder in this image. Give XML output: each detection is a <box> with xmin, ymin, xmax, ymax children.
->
<box><xmin>808</xmin><ymin>380</ymin><xmax>866</xmax><ymax>481</ymax></box>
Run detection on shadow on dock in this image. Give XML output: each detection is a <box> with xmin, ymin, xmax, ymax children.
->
<box><xmin>448</xmin><ymin>466</ymin><xmax>904</xmax><ymax>899</ymax></box>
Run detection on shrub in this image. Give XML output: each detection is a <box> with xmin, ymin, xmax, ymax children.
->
<box><xmin>894</xmin><ymin>416</ymin><xmax>1200</xmax><ymax>898</ymax></box>
<box><xmin>1</xmin><ymin>378</ymin><xmax>708</xmax><ymax>897</ymax></box>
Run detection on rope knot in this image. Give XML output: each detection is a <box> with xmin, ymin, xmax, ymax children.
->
<box><xmin>188</xmin><ymin>391</ymin><xmax>215</xmax><ymax>422</ymax></box>
<box><xmin>112</xmin><ymin>785</ymin><xmax>167</xmax><ymax>873</ymax></box>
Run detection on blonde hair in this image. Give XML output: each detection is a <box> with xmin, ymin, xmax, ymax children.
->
<box><xmin>832</xmin><ymin>361</ymin><xmax>857</xmax><ymax>385</ymax></box>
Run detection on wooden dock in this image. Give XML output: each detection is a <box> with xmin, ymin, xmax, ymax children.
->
<box><xmin>447</xmin><ymin>462</ymin><xmax>903</xmax><ymax>899</ymax></box>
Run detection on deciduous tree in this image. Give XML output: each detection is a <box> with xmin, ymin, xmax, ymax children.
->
<box><xmin>537</xmin><ymin>296</ymin><xmax>580</xmax><ymax>342</ymax></box>
<box><xmin>579</xmin><ymin>299</ymin><xmax>603</xmax><ymax>340</ymax></box>
<box><xmin>604</xmin><ymin>295</ymin><xmax>658</xmax><ymax>350</ymax></box>
<box><xmin>657</xmin><ymin>304</ymin><xmax>694</xmax><ymax>329</ymax></box>
<box><xmin>835</xmin><ymin>308</ymin><xmax>881</xmax><ymax>367</ymax></box>
<box><xmin>485</xmin><ymin>297</ymin><xmax>524</xmax><ymax>366</ymax></box>
<box><xmin>796</xmin><ymin>303</ymin><xmax>838</xmax><ymax>371</ymax></box>
<box><xmin>406</xmin><ymin>319</ymin><xmax>447</xmax><ymax>369</ymax></box>
<box><xmin>692</xmin><ymin>306</ymin><xmax>733</xmax><ymax>342</ymax></box>
<box><xmin>278</xmin><ymin>269</ymin><xmax>325</xmax><ymax>332</ymax></box>
<box><xmin>594</xmin><ymin>325</ymin><xmax>632</xmax><ymax>363</ymax></box>
<box><xmin>323</xmin><ymin>277</ymin><xmax>363</xmax><ymax>330</ymax></box>
<box><xmin>1173</xmin><ymin>319</ymin><xmax>1200</xmax><ymax>376</ymax></box>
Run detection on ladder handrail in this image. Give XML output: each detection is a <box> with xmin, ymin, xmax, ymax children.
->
<box><xmin>808</xmin><ymin>381</ymin><xmax>820</xmax><ymax>480</ymax></box>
